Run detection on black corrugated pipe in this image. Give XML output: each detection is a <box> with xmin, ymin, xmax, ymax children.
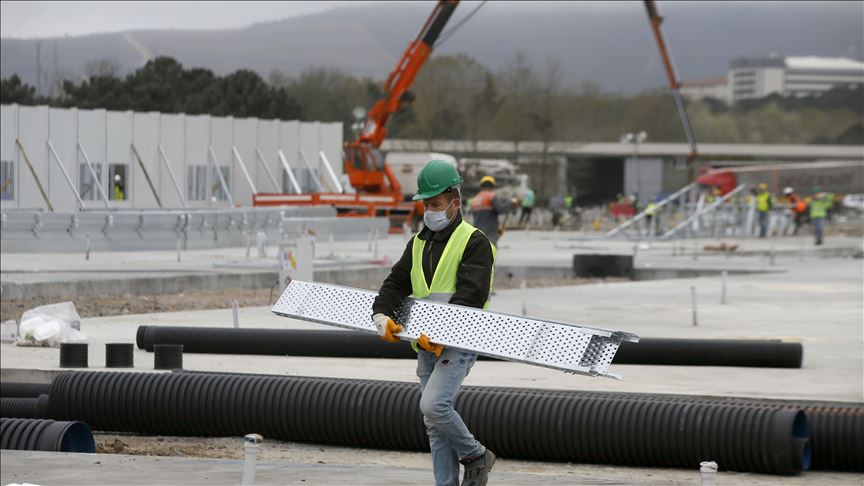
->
<box><xmin>59</xmin><ymin>343</ymin><xmax>88</xmax><ymax>368</ymax></box>
<box><xmin>47</xmin><ymin>370</ymin><xmax>814</xmax><ymax>474</ymax></box>
<box><xmin>615</xmin><ymin>338</ymin><xmax>803</xmax><ymax>368</ymax></box>
<box><xmin>0</xmin><ymin>417</ymin><xmax>96</xmax><ymax>453</ymax></box>
<box><xmin>135</xmin><ymin>326</ymin><xmax>802</xmax><ymax>368</ymax></box>
<box><xmin>0</xmin><ymin>394</ymin><xmax>49</xmax><ymax>419</ymax></box>
<box><xmin>0</xmin><ymin>382</ymin><xmax>51</xmax><ymax>398</ymax></box>
<box><xmin>153</xmin><ymin>344</ymin><xmax>183</xmax><ymax>370</ymax></box>
<box><xmin>105</xmin><ymin>343</ymin><xmax>134</xmax><ymax>368</ymax></box>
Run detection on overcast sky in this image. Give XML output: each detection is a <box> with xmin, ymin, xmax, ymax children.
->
<box><xmin>0</xmin><ymin>1</ymin><xmax>381</xmax><ymax>39</ymax></box>
<box><xmin>0</xmin><ymin>1</ymin><xmax>640</xmax><ymax>39</ymax></box>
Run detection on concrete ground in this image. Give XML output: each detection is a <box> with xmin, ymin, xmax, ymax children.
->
<box><xmin>2</xmin><ymin>230</ymin><xmax>863</xmax><ymax>484</ymax></box>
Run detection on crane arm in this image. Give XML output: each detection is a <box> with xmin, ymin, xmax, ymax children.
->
<box><xmin>358</xmin><ymin>0</ymin><xmax>459</xmax><ymax>148</ymax></box>
<box><xmin>644</xmin><ymin>0</ymin><xmax>699</xmax><ymax>162</ymax></box>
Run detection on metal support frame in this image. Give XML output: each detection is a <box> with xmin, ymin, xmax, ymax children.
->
<box><xmin>130</xmin><ymin>143</ymin><xmax>163</xmax><ymax>208</ymax></box>
<box><xmin>254</xmin><ymin>148</ymin><xmax>280</xmax><ymax>192</ymax></box>
<box><xmin>299</xmin><ymin>149</ymin><xmax>325</xmax><ymax>193</ymax></box>
<box><xmin>157</xmin><ymin>144</ymin><xmax>187</xmax><ymax>209</ymax></box>
<box><xmin>318</xmin><ymin>150</ymin><xmax>344</xmax><ymax>193</ymax></box>
<box><xmin>232</xmin><ymin>146</ymin><xmax>258</xmax><ymax>195</ymax></box>
<box><xmin>272</xmin><ymin>280</ymin><xmax>640</xmax><ymax>379</ymax></box>
<box><xmin>606</xmin><ymin>183</ymin><xmax>695</xmax><ymax>237</ymax></box>
<box><xmin>277</xmin><ymin>149</ymin><xmax>302</xmax><ymax>194</ymax></box>
<box><xmin>15</xmin><ymin>138</ymin><xmax>54</xmax><ymax>212</ymax></box>
<box><xmin>46</xmin><ymin>140</ymin><xmax>85</xmax><ymax>210</ymax></box>
<box><xmin>660</xmin><ymin>184</ymin><xmax>746</xmax><ymax>239</ymax></box>
<box><xmin>207</xmin><ymin>146</ymin><xmax>235</xmax><ymax>207</ymax></box>
<box><xmin>76</xmin><ymin>141</ymin><xmax>111</xmax><ymax>209</ymax></box>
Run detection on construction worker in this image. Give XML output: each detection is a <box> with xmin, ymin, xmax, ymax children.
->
<box><xmin>113</xmin><ymin>174</ymin><xmax>125</xmax><ymax>201</ymax></box>
<box><xmin>519</xmin><ymin>187</ymin><xmax>535</xmax><ymax>225</ymax></box>
<box><xmin>810</xmin><ymin>186</ymin><xmax>830</xmax><ymax>246</ymax></box>
<box><xmin>783</xmin><ymin>187</ymin><xmax>808</xmax><ymax>236</ymax></box>
<box><xmin>644</xmin><ymin>196</ymin><xmax>658</xmax><ymax>235</ymax></box>
<box><xmin>756</xmin><ymin>182</ymin><xmax>774</xmax><ymax>238</ymax></box>
<box><xmin>564</xmin><ymin>193</ymin><xmax>574</xmax><ymax>214</ymax></box>
<box><xmin>371</xmin><ymin>160</ymin><xmax>497</xmax><ymax>486</ymax></box>
<box><xmin>470</xmin><ymin>175</ymin><xmax>511</xmax><ymax>245</ymax></box>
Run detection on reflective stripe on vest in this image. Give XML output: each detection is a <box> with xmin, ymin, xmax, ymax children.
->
<box><xmin>810</xmin><ymin>198</ymin><xmax>829</xmax><ymax>218</ymax></box>
<box><xmin>471</xmin><ymin>190</ymin><xmax>495</xmax><ymax>212</ymax></box>
<box><xmin>409</xmin><ymin>220</ymin><xmax>496</xmax><ymax>352</ymax></box>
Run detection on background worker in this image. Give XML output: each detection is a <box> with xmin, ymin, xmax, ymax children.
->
<box><xmin>113</xmin><ymin>174</ymin><xmax>125</xmax><ymax>201</ymax></box>
<box><xmin>783</xmin><ymin>186</ymin><xmax>808</xmax><ymax>235</ymax></box>
<box><xmin>810</xmin><ymin>186</ymin><xmax>830</xmax><ymax>246</ymax></box>
<box><xmin>756</xmin><ymin>182</ymin><xmax>774</xmax><ymax>238</ymax></box>
<box><xmin>519</xmin><ymin>187</ymin><xmax>535</xmax><ymax>225</ymax></box>
<box><xmin>470</xmin><ymin>175</ymin><xmax>511</xmax><ymax>245</ymax></box>
<box><xmin>644</xmin><ymin>196</ymin><xmax>658</xmax><ymax>235</ymax></box>
<box><xmin>372</xmin><ymin>160</ymin><xmax>497</xmax><ymax>486</ymax></box>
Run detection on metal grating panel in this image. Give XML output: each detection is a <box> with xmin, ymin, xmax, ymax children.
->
<box><xmin>272</xmin><ymin>280</ymin><xmax>639</xmax><ymax>379</ymax></box>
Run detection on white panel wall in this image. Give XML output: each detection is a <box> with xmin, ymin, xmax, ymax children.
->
<box><xmin>77</xmin><ymin>109</ymin><xmax>108</xmax><ymax>207</ymax></box>
<box><xmin>106</xmin><ymin>110</ymin><xmax>134</xmax><ymax>207</ymax></box>
<box><xmin>279</xmin><ymin>120</ymin><xmax>301</xmax><ymax>193</ymax></box>
<box><xmin>209</xmin><ymin>116</ymin><xmax>234</xmax><ymax>206</ymax></box>
<box><xmin>47</xmin><ymin>107</ymin><xmax>79</xmax><ymax>211</ymax></box>
<box><xmin>0</xmin><ymin>104</ymin><xmax>19</xmax><ymax>209</ymax></box>
<box><xmin>0</xmin><ymin>105</ymin><xmax>343</xmax><ymax>210</ymax></box>
<box><xmin>132</xmin><ymin>112</ymin><xmax>161</xmax><ymax>208</ymax></box>
<box><xmin>18</xmin><ymin>105</ymin><xmax>50</xmax><ymax>210</ymax></box>
<box><xmin>232</xmin><ymin>117</ymin><xmax>258</xmax><ymax>205</ymax></box>
<box><xmin>256</xmin><ymin>119</ymin><xmax>280</xmax><ymax>192</ymax></box>
<box><xmin>320</xmin><ymin>122</ymin><xmax>344</xmax><ymax>191</ymax></box>
<box><xmin>185</xmin><ymin>115</ymin><xmax>210</xmax><ymax>207</ymax></box>
<box><xmin>299</xmin><ymin>121</ymin><xmax>321</xmax><ymax>192</ymax></box>
<box><xmin>159</xmin><ymin>113</ymin><xmax>185</xmax><ymax>208</ymax></box>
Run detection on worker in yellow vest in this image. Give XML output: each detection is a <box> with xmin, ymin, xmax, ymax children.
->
<box><xmin>371</xmin><ymin>160</ymin><xmax>497</xmax><ymax>486</ymax></box>
<box><xmin>644</xmin><ymin>197</ymin><xmax>658</xmax><ymax>235</ymax></box>
<box><xmin>810</xmin><ymin>186</ymin><xmax>830</xmax><ymax>246</ymax></box>
<box><xmin>113</xmin><ymin>174</ymin><xmax>125</xmax><ymax>201</ymax></box>
<box><xmin>756</xmin><ymin>182</ymin><xmax>774</xmax><ymax>238</ymax></box>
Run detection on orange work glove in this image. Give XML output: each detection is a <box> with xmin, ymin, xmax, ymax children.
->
<box><xmin>417</xmin><ymin>333</ymin><xmax>445</xmax><ymax>357</ymax></box>
<box><xmin>372</xmin><ymin>313</ymin><xmax>403</xmax><ymax>343</ymax></box>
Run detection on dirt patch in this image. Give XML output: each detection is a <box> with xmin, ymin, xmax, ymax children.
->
<box><xmin>0</xmin><ymin>277</ymin><xmax>620</xmax><ymax>323</ymax></box>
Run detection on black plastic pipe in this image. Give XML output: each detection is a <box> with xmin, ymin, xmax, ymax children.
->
<box><xmin>136</xmin><ymin>326</ymin><xmax>802</xmax><ymax>368</ymax></box>
<box><xmin>0</xmin><ymin>417</ymin><xmax>96</xmax><ymax>453</ymax></box>
<box><xmin>59</xmin><ymin>343</ymin><xmax>88</xmax><ymax>368</ymax></box>
<box><xmin>47</xmin><ymin>370</ymin><xmax>816</xmax><ymax>474</ymax></box>
<box><xmin>105</xmin><ymin>343</ymin><xmax>134</xmax><ymax>368</ymax></box>
<box><xmin>153</xmin><ymin>344</ymin><xmax>183</xmax><ymax>370</ymax></box>
<box><xmin>0</xmin><ymin>394</ymin><xmax>49</xmax><ymax>419</ymax></box>
<box><xmin>0</xmin><ymin>382</ymin><xmax>51</xmax><ymax>398</ymax></box>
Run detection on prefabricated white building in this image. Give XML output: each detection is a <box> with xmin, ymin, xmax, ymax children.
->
<box><xmin>0</xmin><ymin>104</ymin><xmax>344</xmax><ymax>211</ymax></box>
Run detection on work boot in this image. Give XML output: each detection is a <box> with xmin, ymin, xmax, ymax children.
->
<box><xmin>460</xmin><ymin>449</ymin><xmax>495</xmax><ymax>486</ymax></box>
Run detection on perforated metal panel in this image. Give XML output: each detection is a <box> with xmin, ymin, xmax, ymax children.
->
<box><xmin>272</xmin><ymin>280</ymin><xmax>639</xmax><ymax>379</ymax></box>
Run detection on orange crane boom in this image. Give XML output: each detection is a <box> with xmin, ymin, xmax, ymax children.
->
<box><xmin>345</xmin><ymin>0</ymin><xmax>459</xmax><ymax>196</ymax></box>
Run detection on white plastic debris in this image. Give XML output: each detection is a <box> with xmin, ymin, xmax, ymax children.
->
<box><xmin>16</xmin><ymin>301</ymin><xmax>87</xmax><ymax>347</ymax></box>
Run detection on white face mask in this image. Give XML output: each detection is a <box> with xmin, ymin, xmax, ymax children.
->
<box><xmin>423</xmin><ymin>199</ymin><xmax>456</xmax><ymax>232</ymax></box>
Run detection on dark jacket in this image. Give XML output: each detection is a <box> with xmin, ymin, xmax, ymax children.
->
<box><xmin>372</xmin><ymin>213</ymin><xmax>494</xmax><ymax>318</ymax></box>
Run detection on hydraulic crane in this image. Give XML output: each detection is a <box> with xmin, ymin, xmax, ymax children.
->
<box><xmin>254</xmin><ymin>1</ymin><xmax>459</xmax><ymax>231</ymax></box>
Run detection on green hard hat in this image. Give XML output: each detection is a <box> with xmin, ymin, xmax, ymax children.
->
<box><xmin>413</xmin><ymin>160</ymin><xmax>463</xmax><ymax>201</ymax></box>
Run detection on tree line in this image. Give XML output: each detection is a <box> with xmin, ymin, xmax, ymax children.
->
<box><xmin>1</xmin><ymin>54</ymin><xmax>861</xmax><ymax>145</ymax></box>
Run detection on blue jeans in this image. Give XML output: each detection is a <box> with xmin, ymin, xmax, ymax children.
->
<box><xmin>758</xmin><ymin>211</ymin><xmax>769</xmax><ymax>237</ymax></box>
<box><xmin>417</xmin><ymin>348</ymin><xmax>484</xmax><ymax>486</ymax></box>
<box><xmin>813</xmin><ymin>217</ymin><xmax>824</xmax><ymax>245</ymax></box>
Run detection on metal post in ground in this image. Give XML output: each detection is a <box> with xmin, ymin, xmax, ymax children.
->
<box><xmin>176</xmin><ymin>234</ymin><xmax>182</xmax><ymax>263</ymax></box>
<box><xmin>692</xmin><ymin>241</ymin><xmax>698</xmax><ymax>261</ymax></box>
<box><xmin>85</xmin><ymin>235</ymin><xmax>91</xmax><ymax>261</ymax></box>
<box><xmin>242</xmin><ymin>434</ymin><xmax>263</xmax><ymax>486</ymax></box>
<box><xmin>691</xmin><ymin>286</ymin><xmax>698</xmax><ymax>327</ymax></box>
<box><xmin>721</xmin><ymin>270</ymin><xmax>727</xmax><ymax>305</ymax></box>
<box><xmin>329</xmin><ymin>233</ymin><xmax>335</xmax><ymax>258</ymax></box>
<box><xmin>520</xmin><ymin>280</ymin><xmax>528</xmax><ymax>316</ymax></box>
<box><xmin>232</xmin><ymin>300</ymin><xmax>240</xmax><ymax>329</ymax></box>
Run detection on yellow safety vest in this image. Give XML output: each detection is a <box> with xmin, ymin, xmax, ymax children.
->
<box><xmin>756</xmin><ymin>192</ymin><xmax>772</xmax><ymax>212</ymax></box>
<box><xmin>409</xmin><ymin>220</ymin><xmax>496</xmax><ymax>351</ymax></box>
